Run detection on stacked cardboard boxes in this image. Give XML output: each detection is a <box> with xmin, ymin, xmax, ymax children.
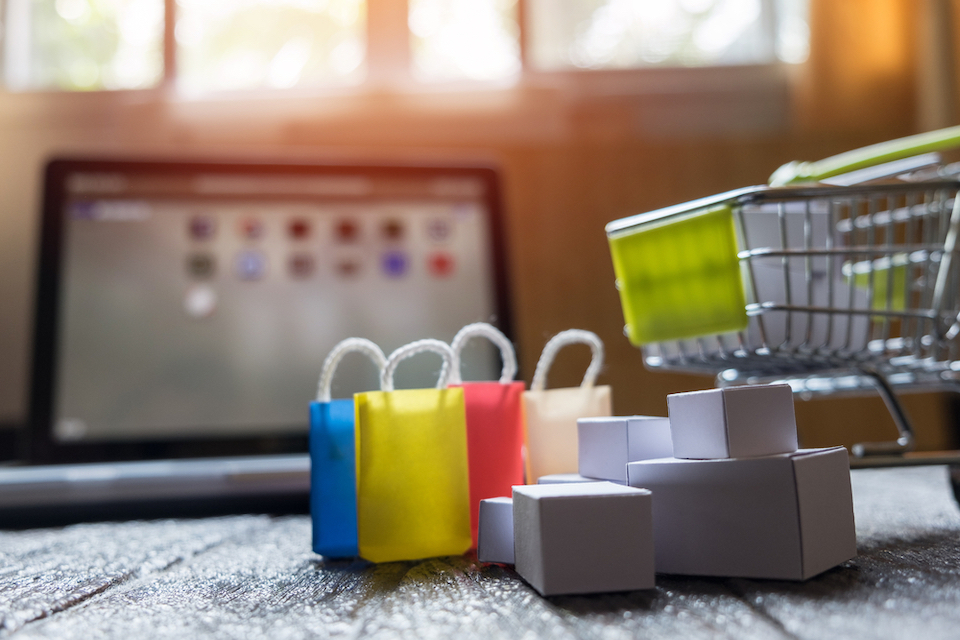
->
<box><xmin>477</xmin><ymin>384</ymin><xmax>857</xmax><ymax>595</ymax></box>
<box><xmin>628</xmin><ymin>384</ymin><xmax>856</xmax><ymax>581</ymax></box>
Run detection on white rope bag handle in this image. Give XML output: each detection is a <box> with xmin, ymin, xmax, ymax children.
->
<box><xmin>530</xmin><ymin>329</ymin><xmax>604</xmax><ymax>392</ymax></box>
<box><xmin>381</xmin><ymin>339</ymin><xmax>456</xmax><ymax>392</ymax></box>
<box><xmin>316</xmin><ymin>338</ymin><xmax>387</xmax><ymax>402</ymax></box>
<box><xmin>442</xmin><ymin>322</ymin><xmax>518</xmax><ymax>385</ymax></box>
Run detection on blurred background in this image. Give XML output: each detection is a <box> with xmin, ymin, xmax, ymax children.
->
<box><xmin>0</xmin><ymin>0</ymin><xmax>958</xmax><ymax>453</ymax></box>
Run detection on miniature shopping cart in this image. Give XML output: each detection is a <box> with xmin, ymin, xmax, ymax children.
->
<box><xmin>606</xmin><ymin>126</ymin><xmax>960</xmax><ymax>484</ymax></box>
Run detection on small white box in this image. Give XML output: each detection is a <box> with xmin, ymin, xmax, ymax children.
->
<box><xmin>626</xmin><ymin>447</ymin><xmax>856</xmax><ymax>580</ymax></box>
<box><xmin>513</xmin><ymin>482</ymin><xmax>655</xmax><ymax>596</ymax></box>
<box><xmin>537</xmin><ymin>473</ymin><xmax>602</xmax><ymax>484</ymax></box>
<box><xmin>578</xmin><ymin>416</ymin><xmax>673</xmax><ymax>483</ymax></box>
<box><xmin>477</xmin><ymin>497</ymin><xmax>514</xmax><ymax>564</ymax></box>
<box><xmin>668</xmin><ymin>384</ymin><xmax>798</xmax><ymax>459</ymax></box>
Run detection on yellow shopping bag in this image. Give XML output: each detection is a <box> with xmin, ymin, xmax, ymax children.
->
<box><xmin>522</xmin><ymin>330</ymin><xmax>612</xmax><ymax>481</ymax></box>
<box><xmin>355</xmin><ymin>339</ymin><xmax>472</xmax><ymax>563</ymax></box>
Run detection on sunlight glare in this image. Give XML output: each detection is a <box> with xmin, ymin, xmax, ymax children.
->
<box><xmin>527</xmin><ymin>0</ymin><xmax>808</xmax><ymax>70</ymax></box>
<box><xmin>55</xmin><ymin>0</ymin><xmax>91</xmax><ymax>24</ymax></box>
<box><xmin>409</xmin><ymin>0</ymin><xmax>520</xmax><ymax>82</ymax></box>
<box><xmin>176</xmin><ymin>0</ymin><xmax>366</xmax><ymax>93</ymax></box>
<box><xmin>267</xmin><ymin>37</ymin><xmax>313</xmax><ymax>88</ymax></box>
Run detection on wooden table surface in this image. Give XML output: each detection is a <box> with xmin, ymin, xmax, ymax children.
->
<box><xmin>3</xmin><ymin>466</ymin><xmax>960</xmax><ymax>639</ymax></box>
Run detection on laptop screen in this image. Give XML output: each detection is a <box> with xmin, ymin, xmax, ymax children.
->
<box><xmin>31</xmin><ymin>160</ymin><xmax>510</xmax><ymax>460</ymax></box>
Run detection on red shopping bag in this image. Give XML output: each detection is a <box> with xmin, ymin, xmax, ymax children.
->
<box><xmin>446</xmin><ymin>323</ymin><xmax>525</xmax><ymax>546</ymax></box>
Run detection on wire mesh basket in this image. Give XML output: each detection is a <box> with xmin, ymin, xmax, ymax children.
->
<box><xmin>607</xmin><ymin>127</ymin><xmax>960</xmax><ymax>464</ymax></box>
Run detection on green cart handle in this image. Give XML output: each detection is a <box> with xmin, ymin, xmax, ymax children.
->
<box><xmin>769</xmin><ymin>125</ymin><xmax>960</xmax><ymax>187</ymax></box>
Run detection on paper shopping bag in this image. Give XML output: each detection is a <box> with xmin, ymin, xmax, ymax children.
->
<box><xmin>309</xmin><ymin>338</ymin><xmax>386</xmax><ymax>558</ymax></box>
<box><xmin>446</xmin><ymin>322</ymin><xmax>525</xmax><ymax>546</ymax></box>
<box><xmin>522</xmin><ymin>330</ymin><xmax>612</xmax><ymax>480</ymax></box>
<box><xmin>355</xmin><ymin>339</ymin><xmax>472</xmax><ymax>563</ymax></box>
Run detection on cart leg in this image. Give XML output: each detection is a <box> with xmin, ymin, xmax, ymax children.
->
<box><xmin>851</xmin><ymin>367</ymin><xmax>916</xmax><ymax>457</ymax></box>
<box><xmin>947</xmin><ymin>466</ymin><xmax>960</xmax><ymax>509</ymax></box>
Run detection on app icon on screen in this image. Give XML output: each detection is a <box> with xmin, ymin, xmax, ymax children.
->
<box><xmin>289</xmin><ymin>253</ymin><xmax>316</xmax><ymax>278</ymax></box>
<box><xmin>427</xmin><ymin>218</ymin><xmax>451</xmax><ymax>241</ymax></box>
<box><xmin>428</xmin><ymin>252</ymin><xmax>455</xmax><ymax>278</ymax></box>
<box><xmin>184</xmin><ymin>284</ymin><xmax>218</xmax><ymax>318</ymax></box>
<box><xmin>55</xmin><ymin>418</ymin><xmax>88</xmax><ymax>441</ymax></box>
<box><xmin>240</xmin><ymin>217</ymin><xmax>265</xmax><ymax>240</ymax></box>
<box><xmin>336</xmin><ymin>259</ymin><xmax>361</xmax><ymax>277</ymax></box>
<box><xmin>70</xmin><ymin>202</ymin><xmax>96</xmax><ymax>220</ymax></box>
<box><xmin>382</xmin><ymin>219</ymin><xmax>404</xmax><ymax>241</ymax></box>
<box><xmin>289</xmin><ymin>218</ymin><xmax>311</xmax><ymax>240</ymax></box>
<box><xmin>236</xmin><ymin>250</ymin><xmax>267</xmax><ymax>281</ymax></box>
<box><xmin>188</xmin><ymin>215</ymin><xmax>216</xmax><ymax>240</ymax></box>
<box><xmin>186</xmin><ymin>253</ymin><xmax>216</xmax><ymax>279</ymax></box>
<box><xmin>335</xmin><ymin>219</ymin><xmax>360</xmax><ymax>243</ymax></box>
<box><xmin>381</xmin><ymin>251</ymin><xmax>409</xmax><ymax>278</ymax></box>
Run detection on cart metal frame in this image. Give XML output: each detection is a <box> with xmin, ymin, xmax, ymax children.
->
<box><xmin>608</xmin><ymin>177</ymin><xmax>960</xmax><ymax>469</ymax></box>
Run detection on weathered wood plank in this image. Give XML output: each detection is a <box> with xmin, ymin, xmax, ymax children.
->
<box><xmin>0</xmin><ymin>516</ymin><xmax>275</xmax><ymax>635</ymax></box>
<box><xmin>732</xmin><ymin>467</ymin><xmax>960</xmax><ymax>640</ymax></box>
<box><xmin>2</xmin><ymin>467</ymin><xmax>959</xmax><ymax>639</ymax></box>
<box><xmin>5</xmin><ymin>516</ymin><xmax>787</xmax><ymax>640</ymax></box>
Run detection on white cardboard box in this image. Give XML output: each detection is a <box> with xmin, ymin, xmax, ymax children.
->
<box><xmin>537</xmin><ymin>473</ymin><xmax>602</xmax><ymax>484</ymax></box>
<box><xmin>477</xmin><ymin>497</ymin><xmax>514</xmax><ymax>564</ymax></box>
<box><xmin>513</xmin><ymin>482</ymin><xmax>655</xmax><ymax>596</ymax></box>
<box><xmin>578</xmin><ymin>416</ymin><xmax>673</xmax><ymax>483</ymax></box>
<box><xmin>668</xmin><ymin>384</ymin><xmax>798</xmax><ymax>459</ymax></box>
<box><xmin>626</xmin><ymin>447</ymin><xmax>856</xmax><ymax>580</ymax></box>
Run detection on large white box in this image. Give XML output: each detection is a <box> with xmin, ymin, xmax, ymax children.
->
<box><xmin>626</xmin><ymin>447</ymin><xmax>856</xmax><ymax>580</ymax></box>
<box><xmin>513</xmin><ymin>482</ymin><xmax>655</xmax><ymax>596</ymax></box>
<box><xmin>668</xmin><ymin>384</ymin><xmax>798</xmax><ymax>459</ymax></box>
<box><xmin>537</xmin><ymin>473</ymin><xmax>601</xmax><ymax>484</ymax></box>
<box><xmin>477</xmin><ymin>497</ymin><xmax>514</xmax><ymax>564</ymax></box>
<box><xmin>578</xmin><ymin>416</ymin><xmax>673</xmax><ymax>483</ymax></box>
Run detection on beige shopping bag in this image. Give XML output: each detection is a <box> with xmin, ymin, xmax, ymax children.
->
<box><xmin>522</xmin><ymin>330</ymin><xmax>612</xmax><ymax>481</ymax></box>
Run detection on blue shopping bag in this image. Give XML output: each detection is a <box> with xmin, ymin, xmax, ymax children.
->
<box><xmin>310</xmin><ymin>338</ymin><xmax>386</xmax><ymax>558</ymax></box>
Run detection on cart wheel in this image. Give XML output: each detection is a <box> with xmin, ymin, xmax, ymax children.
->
<box><xmin>949</xmin><ymin>465</ymin><xmax>960</xmax><ymax>508</ymax></box>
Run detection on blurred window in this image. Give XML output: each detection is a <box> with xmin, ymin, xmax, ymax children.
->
<box><xmin>3</xmin><ymin>0</ymin><xmax>164</xmax><ymax>90</ymax></box>
<box><xmin>175</xmin><ymin>0</ymin><xmax>366</xmax><ymax>94</ymax></box>
<box><xmin>409</xmin><ymin>0</ymin><xmax>520</xmax><ymax>82</ymax></box>
<box><xmin>2</xmin><ymin>0</ymin><xmax>807</xmax><ymax>93</ymax></box>
<box><xmin>526</xmin><ymin>0</ymin><xmax>810</xmax><ymax>70</ymax></box>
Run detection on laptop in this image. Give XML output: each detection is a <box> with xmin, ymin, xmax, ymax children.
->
<box><xmin>0</xmin><ymin>158</ymin><xmax>511</xmax><ymax>526</ymax></box>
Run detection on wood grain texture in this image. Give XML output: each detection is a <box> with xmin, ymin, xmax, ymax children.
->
<box><xmin>3</xmin><ymin>467</ymin><xmax>960</xmax><ymax>639</ymax></box>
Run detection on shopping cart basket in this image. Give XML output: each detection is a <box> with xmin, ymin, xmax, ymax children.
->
<box><xmin>606</xmin><ymin>126</ymin><xmax>960</xmax><ymax>480</ymax></box>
